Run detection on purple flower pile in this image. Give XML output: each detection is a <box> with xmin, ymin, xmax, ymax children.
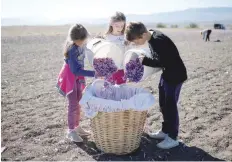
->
<box><xmin>125</xmin><ymin>58</ymin><xmax>144</xmax><ymax>82</ymax></box>
<box><xmin>93</xmin><ymin>58</ymin><xmax>117</xmax><ymax>77</ymax></box>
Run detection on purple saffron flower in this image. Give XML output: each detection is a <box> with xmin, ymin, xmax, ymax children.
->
<box><xmin>125</xmin><ymin>58</ymin><xmax>144</xmax><ymax>82</ymax></box>
<box><xmin>93</xmin><ymin>58</ymin><xmax>117</xmax><ymax>78</ymax></box>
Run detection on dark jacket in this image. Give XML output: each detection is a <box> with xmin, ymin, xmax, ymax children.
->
<box><xmin>142</xmin><ymin>29</ymin><xmax>187</xmax><ymax>85</ymax></box>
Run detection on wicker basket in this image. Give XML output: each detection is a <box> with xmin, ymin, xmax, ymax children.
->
<box><xmin>91</xmin><ymin>110</ymin><xmax>147</xmax><ymax>155</ymax></box>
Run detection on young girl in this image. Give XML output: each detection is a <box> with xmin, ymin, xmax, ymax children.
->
<box><xmin>104</xmin><ymin>12</ymin><xmax>127</xmax><ymax>85</ymax></box>
<box><xmin>56</xmin><ymin>24</ymin><xmax>95</xmax><ymax>142</ymax></box>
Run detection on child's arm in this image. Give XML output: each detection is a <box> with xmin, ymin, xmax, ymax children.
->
<box><xmin>142</xmin><ymin>56</ymin><xmax>162</xmax><ymax>68</ymax></box>
<box><xmin>95</xmin><ymin>32</ymin><xmax>106</xmax><ymax>39</ymax></box>
<box><xmin>68</xmin><ymin>46</ymin><xmax>95</xmax><ymax>77</ymax></box>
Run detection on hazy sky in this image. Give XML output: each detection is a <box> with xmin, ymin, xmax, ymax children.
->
<box><xmin>2</xmin><ymin>0</ymin><xmax>232</xmax><ymax>20</ymax></box>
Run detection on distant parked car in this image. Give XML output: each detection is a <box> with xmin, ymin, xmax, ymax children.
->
<box><xmin>214</xmin><ymin>24</ymin><xmax>226</xmax><ymax>30</ymax></box>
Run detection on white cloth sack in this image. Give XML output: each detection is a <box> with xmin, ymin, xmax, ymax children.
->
<box><xmin>79</xmin><ymin>79</ymin><xmax>155</xmax><ymax>118</ymax></box>
<box><xmin>85</xmin><ymin>38</ymin><xmax>103</xmax><ymax>66</ymax></box>
<box><xmin>85</xmin><ymin>38</ymin><xmax>125</xmax><ymax>69</ymax></box>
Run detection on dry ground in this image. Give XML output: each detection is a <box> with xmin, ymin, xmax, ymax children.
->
<box><xmin>1</xmin><ymin>26</ymin><xmax>232</xmax><ymax>161</ymax></box>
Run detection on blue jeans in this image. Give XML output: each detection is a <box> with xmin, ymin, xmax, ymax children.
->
<box><xmin>159</xmin><ymin>76</ymin><xmax>182</xmax><ymax>140</ymax></box>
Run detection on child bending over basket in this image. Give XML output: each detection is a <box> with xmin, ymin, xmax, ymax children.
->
<box><xmin>125</xmin><ymin>22</ymin><xmax>188</xmax><ymax>149</ymax></box>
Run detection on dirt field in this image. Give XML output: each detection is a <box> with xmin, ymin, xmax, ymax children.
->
<box><xmin>1</xmin><ymin>26</ymin><xmax>232</xmax><ymax>161</ymax></box>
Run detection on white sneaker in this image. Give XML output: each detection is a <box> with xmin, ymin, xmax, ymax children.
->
<box><xmin>67</xmin><ymin>131</ymin><xmax>83</xmax><ymax>143</ymax></box>
<box><xmin>157</xmin><ymin>136</ymin><xmax>179</xmax><ymax>149</ymax></box>
<box><xmin>76</xmin><ymin>126</ymin><xmax>91</xmax><ymax>136</ymax></box>
<box><xmin>148</xmin><ymin>130</ymin><xmax>168</xmax><ymax>139</ymax></box>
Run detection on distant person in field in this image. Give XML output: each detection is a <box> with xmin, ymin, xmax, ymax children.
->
<box><xmin>56</xmin><ymin>24</ymin><xmax>96</xmax><ymax>142</ymax></box>
<box><xmin>201</xmin><ymin>29</ymin><xmax>212</xmax><ymax>42</ymax></box>
<box><xmin>125</xmin><ymin>22</ymin><xmax>187</xmax><ymax>149</ymax></box>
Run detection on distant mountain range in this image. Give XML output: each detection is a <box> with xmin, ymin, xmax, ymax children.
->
<box><xmin>2</xmin><ymin>7</ymin><xmax>232</xmax><ymax>26</ymax></box>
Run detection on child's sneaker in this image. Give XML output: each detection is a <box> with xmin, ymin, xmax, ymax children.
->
<box><xmin>67</xmin><ymin>131</ymin><xmax>83</xmax><ymax>143</ymax></box>
<box><xmin>157</xmin><ymin>136</ymin><xmax>179</xmax><ymax>149</ymax></box>
<box><xmin>76</xmin><ymin>126</ymin><xmax>91</xmax><ymax>136</ymax></box>
<box><xmin>148</xmin><ymin>130</ymin><xmax>168</xmax><ymax>139</ymax></box>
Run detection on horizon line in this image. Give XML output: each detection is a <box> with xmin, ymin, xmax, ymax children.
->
<box><xmin>1</xmin><ymin>6</ymin><xmax>232</xmax><ymax>19</ymax></box>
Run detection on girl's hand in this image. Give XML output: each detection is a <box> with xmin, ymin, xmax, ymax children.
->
<box><xmin>95</xmin><ymin>33</ymin><xmax>105</xmax><ymax>39</ymax></box>
<box><xmin>124</xmin><ymin>40</ymin><xmax>130</xmax><ymax>46</ymax></box>
<box><xmin>95</xmin><ymin>35</ymin><xmax>104</xmax><ymax>39</ymax></box>
<box><xmin>94</xmin><ymin>72</ymin><xmax>99</xmax><ymax>79</ymax></box>
<box><xmin>94</xmin><ymin>72</ymin><xmax>104</xmax><ymax>79</ymax></box>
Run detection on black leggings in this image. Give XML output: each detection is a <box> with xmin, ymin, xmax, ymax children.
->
<box><xmin>206</xmin><ymin>30</ymin><xmax>212</xmax><ymax>42</ymax></box>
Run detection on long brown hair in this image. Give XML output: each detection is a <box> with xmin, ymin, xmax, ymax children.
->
<box><xmin>105</xmin><ymin>12</ymin><xmax>126</xmax><ymax>35</ymax></box>
<box><xmin>63</xmin><ymin>24</ymin><xmax>88</xmax><ymax>58</ymax></box>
